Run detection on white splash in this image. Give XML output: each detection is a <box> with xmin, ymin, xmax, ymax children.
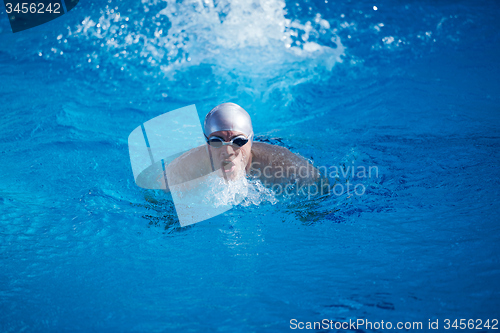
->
<box><xmin>74</xmin><ymin>0</ymin><xmax>345</xmax><ymax>76</ymax></box>
<box><xmin>203</xmin><ymin>174</ymin><xmax>278</xmax><ymax>208</ymax></box>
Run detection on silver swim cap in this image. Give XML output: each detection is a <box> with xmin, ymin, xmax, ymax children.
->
<box><xmin>204</xmin><ymin>103</ymin><xmax>253</xmax><ymax>138</ymax></box>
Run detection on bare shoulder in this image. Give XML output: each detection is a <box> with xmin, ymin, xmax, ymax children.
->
<box><xmin>165</xmin><ymin>145</ymin><xmax>212</xmax><ymax>187</ymax></box>
<box><xmin>251</xmin><ymin>142</ymin><xmax>305</xmax><ymax>164</ymax></box>
<box><xmin>251</xmin><ymin>142</ymin><xmax>326</xmax><ymax>186</ymax></box>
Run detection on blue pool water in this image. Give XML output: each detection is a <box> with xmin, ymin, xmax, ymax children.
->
<box><xmin>1</xmin><ymin>0</ymin><xmax>499</xmax><ymax>331</ymax></box>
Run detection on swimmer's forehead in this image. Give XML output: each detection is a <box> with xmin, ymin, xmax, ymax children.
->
<box><xmin>204</xmin><ymin>103</ymin><xmax>253</xmax><ymax>137</ymax></box>
<box><xmin>208</xmin><ymin>130</ymin><xmax>248</xmax><ymax>140</ymax></box>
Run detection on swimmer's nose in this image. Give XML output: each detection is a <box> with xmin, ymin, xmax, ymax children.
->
<box><xmin>220</xmin><ymin>145</ymin><xmax>236</xmax><ymax>158</ymax></box>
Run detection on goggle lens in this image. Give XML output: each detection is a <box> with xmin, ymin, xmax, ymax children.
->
<box><xmin>232</xmin><ymin>137</ymin><xmax>249</xmax><ymax>147</ymax></box>
<box><xmin>207</xmin><ymin>136</ymin><xmax>249</xmax><ymax>148</ymax></box>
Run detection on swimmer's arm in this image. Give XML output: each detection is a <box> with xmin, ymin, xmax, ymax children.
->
<box><xmin>279</xmin><ymin>149</ymin><xmax>328</xmax><ymax>187</ymax></box>
<box><xmin>251</xmin><ymin>142</ymin><xmax>329</xmax><ymax>187</ymax></box>
<box><xmin>156</xmin><ymin>145</ymin><xmax>213</xmax><ymax>193</ymax></box>
<box><xmin>141</xmin><ymin>146</ymin><xmax>212</xmax><ymax>204</ymax></box>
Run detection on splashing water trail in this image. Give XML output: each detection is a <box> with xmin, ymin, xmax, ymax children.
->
<box><xmin>73</xmin><ymin>0</ymin><xmax>345</xmax><ymax>78</ymax></box>
<box><xmin>204</xmin><ymin>174</ymin><xmax>278</xmax><ymax>208</ymax></box>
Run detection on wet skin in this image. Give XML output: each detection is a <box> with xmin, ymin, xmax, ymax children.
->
<box><xmin>162</xmin><ymin>131</ymin><xmax>327</xmax><ymax>191</ymax></box>
<box><xmin>206</xmin><ymin>130</ymin><xmax>253</xmax><ymax>181</ymax></box>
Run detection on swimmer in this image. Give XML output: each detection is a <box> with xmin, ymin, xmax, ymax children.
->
<box><xmin>163</xmin><ymin>103</ymin><xmax>328</xmax><ymax>193</ymax></box>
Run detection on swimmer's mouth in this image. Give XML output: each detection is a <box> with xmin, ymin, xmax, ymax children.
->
<box><xmin>222</xmin><ymin>161</ymin><xmax>236</xmax><ymax>173</ymax></box>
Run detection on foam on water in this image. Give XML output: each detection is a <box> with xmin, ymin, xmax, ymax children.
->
<box><xmin>71</xmin><ymin>0</ymin><xmax>345</xmax><ymax>78</ymax></box>
<box><xmin>204</xmin><ymin>175</ymin><xmax>278</xmax><ymax>208</ymax></box>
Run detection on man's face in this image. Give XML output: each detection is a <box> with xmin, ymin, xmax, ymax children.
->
<box><xmin>206</xmin><ymin>130</ymin><xmax>252</xmax><ymax>181</ymax></box>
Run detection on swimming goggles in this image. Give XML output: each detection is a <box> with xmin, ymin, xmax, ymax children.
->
<box><xmin>205</xmin><ymin>135</ymin><xmax>251</xmax><ymax>148</ymax></box>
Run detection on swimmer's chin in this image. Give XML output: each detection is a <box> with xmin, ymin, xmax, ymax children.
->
<box><xmin>224</xmin><ymin>171</ymin><xmax>242</xmax><ymax>181</ymax></box>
